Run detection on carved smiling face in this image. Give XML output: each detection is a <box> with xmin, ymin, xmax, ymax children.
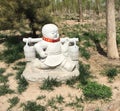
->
<box><xmin>42</xmin><ymin>24</ymin><xmax>59</xmax><ymax>40</ymax></box>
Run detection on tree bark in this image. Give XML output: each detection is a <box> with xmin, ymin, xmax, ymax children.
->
<box><xmin>106</xmin><ymin>0</ymin><xmax>119</xmax><ymax>59</ymax></box>
<box><xmin>119</xmin><ymin>9</ymin><xmax>120</xmax><ymax>20</ymax></box>
<box><xmin>78</xmin><ymin>0</ymin><xmax>83</xmax><ymax>22</ymax></box>
<box><xmin>95</xmin><ymin>0</ymin><xmax>100</xmax><ymax>15</ymax></box>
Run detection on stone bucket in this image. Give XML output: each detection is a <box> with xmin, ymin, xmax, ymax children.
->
<box><xmin>23</xmin><ymin>40</ymin><xmax>36</xmax><ymax>61</ymax></box>
<box><xmin>69</xmin><ymin>42</ymin><xmax>79</xmax><ymax>61</ymax></box>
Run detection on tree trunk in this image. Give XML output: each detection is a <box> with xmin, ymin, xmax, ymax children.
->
<box><xmin>29</xmin><ymin>21</ymin><xmax>37</xmax><ymax>38</ymax></box>
<box><xmin>106</xmin><ymin>0</ymin><xmax>119</xmax><ymax>59</ymax></box>
<box><xmin>78</xmin><ymin>0</ymin><xmax>83</xmax><ymax>22</ymax></box>
<box><xmin>119</xmin><ymin>9</ymin><xmax>120</xmax><ymax>20</ymax></box>
<box><xmin>95</xmin><ymin>0</ymin><xmax>100</xmax><ymax>15</ymax></box>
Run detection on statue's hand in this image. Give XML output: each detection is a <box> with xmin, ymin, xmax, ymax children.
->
<box><xmin>40</xmin><ymin>51</ymin><xmax>47</xmax><ymax>58</ymax></box>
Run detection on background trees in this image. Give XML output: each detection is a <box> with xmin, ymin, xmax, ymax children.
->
<box><xmin>0</xmin><ymin>0</ymin><xmax>18</xmax><ymax>30</ymax></box>
<box><xmin>0</xmin><ymin>0</ymin><xmax>119</xmax><ymax>58</ymax></box>
<box><xmin>78</xmin><ymin>0</ymin><xmax>83</xmax><ymax>22</ymax></box>
<box><xmin>0</xmin><ymin>0</ymin><xmax>52</xmax><ymax>37</ymax></box>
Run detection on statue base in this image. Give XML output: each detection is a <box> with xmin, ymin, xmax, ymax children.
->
<box><xmin>22</xmin><ymin>62</ymin><xmax>79</xmax><ymax>82</ymax></box>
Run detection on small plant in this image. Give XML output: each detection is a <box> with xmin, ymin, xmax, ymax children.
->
<box><xmin>1</xmin><ymin>47</ymin><xmax>24</xmax><ymax>63</ymax></box>
<box><xmin>79</xmin><ymin>46</ymin><xmax>91</xmax><ymax>60</ymax></box>
<box><xmin>4</xmin><ymin>36</ymin><xmax>22</xmax><ymax>47</ymax></box>
<box><xmin>17</xmin><ymin>77</ymin><xmax>29</xmax><ymax>94</ymax></box>
<box><xmin>0</xmin><ymin>34</ymin><xmax>7</xmax><ymax>38</ymax></box>
<box><xmin>0</xmin><ymin>36</ymin><xmax>24</xmax><ymax>63</ymax></box>
<box><xmin>78</xmin><ymin>62</ymin><xmax>91</xmax><ymax>85</ymax></box>
<box><xmin>66</xmin><ymin>96</ymin><xmax>84</xmax><ymax>110</ymax></box>
<box><xmin>16</xmin><ymin>61</ymin><xmax>26</xmax><ymax>66</ymax></box>
<box><xmin>56</xmin><ymin>95</ymin><xmax>64</xmax><ymax>104</ymax></box>
<box><xmin>95</xmin><ymin>108</ymin><xmax>101</xmax><ymax>111</ymax></box>
<box><xmin>47</xmin><ymin>96</ymin><xmax>64</xmax><ymax>110</ymax></box>
<box><xmin>0</xmin><ymin>74</ymin><xmax>8</xmax><ymax>83</ymax></box>
<box><xmin>21</xmin><ymin>101</ymin><xmax>46</xmax><ymax>111</ymax></box>
<box><xmin>0</xmin><ymin>84</ymin><xmax>14</xmax><ymax>96</ymax></box>
<box><xmin>105</xmin><ymin>68</ymin><xmax>118</xmax><ymax>78</ymax></box>
<box><xmin>0</xmin><ymin>68</ymin><xmax>5</xmax><ymax>74</ymax></box>
<box><xmin>14</xmin><ymin>61</ymin><xmax>28</xmax><ymax>94</ymax></box>
<box><xmin>8</xmin><ymin>96</ymin><xmax>20</xmax><ymax>109</ymax></box>
<box><xmin>47</xmin><ymin>97</ymin><xmax>57</xmax><ymax>109</ymax></box>
<box><xmin>40</xmin><ymin>78</ymin><xmax>61</xmax><ymax>90</ymax></box>
<box><xmin>15</xmin><ymin>63</ymin><xmax>25</xmax><ymax>80</ymax></box>
<box><xmin>0</xmin><ymin>72</ymin><xmax>12</xmax><ymax>84</ymax></box>
<box><xmin>83</xmin><ymin>82</ymin><xmax>112</xmax><ymax>100</ymax></box>
<box><xmin>66</xmin><ymin>76</ymin><xmax>78</xmax><ymax>87</ymax></box>
<box><xmin>83</xmin><ymin>41</ymin><xmax>94</xmax><ymax>48</ymax></box>
<box><xmin>37</xmin><ymin>95</ymin><xmax>46</xmax><ymax>100</ymax></box>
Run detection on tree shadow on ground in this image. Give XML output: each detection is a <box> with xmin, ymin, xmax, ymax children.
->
<box><xmin>92</xmin><ymin>39</ymin><xmax>107</xmax><ymax>56</ymax></box>
<box><xmin>83</xmin><ymin>32</ymin><xmax>107</xmax><ymax>57</ymax></box>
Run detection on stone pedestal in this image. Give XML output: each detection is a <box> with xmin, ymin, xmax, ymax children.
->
<box><xmin>22</xmin><ymin>62</ymin><xmax>79</xmax><ymax>82</ymax></box>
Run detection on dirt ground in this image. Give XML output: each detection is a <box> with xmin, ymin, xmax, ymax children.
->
<box><xmin>0</xmin><ymin>50</ymin><xmax>120</xmax><ymax>111</ymax></box>
<box><xmin>0</xmin><ymin>20</ymin><xmax>120</xmax><ymax>111</ymax></box>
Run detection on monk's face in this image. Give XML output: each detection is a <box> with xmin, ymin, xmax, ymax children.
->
<box><xmin>42</xmin><ymin>24</ymin><xmax>59</xmax><ymax>40</ymax></box>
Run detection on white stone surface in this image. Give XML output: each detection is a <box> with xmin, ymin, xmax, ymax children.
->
<box><xmin>22</xmin><ymin>24</ymin><xmax>80</xmax><ymax>82</ymax></box>
<box><xmin>22</xmin><ymin>62</ymin><xmax>79</xmax><ymax>82</ymax></box>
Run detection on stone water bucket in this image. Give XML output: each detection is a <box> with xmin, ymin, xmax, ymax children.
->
<box><xmin>69</xmin><ymin>41</ymin><xmax>79</xmax><ymax>61</ymax></box>
<box><xmin>23</xmin><ymin>40</ymin><xmax>36</xmax><ymax>61</ymax></box>
<box><xmin>69</xmin><ymin>41</ymin><xmax>79</xmax><ymax>69</ymax></box>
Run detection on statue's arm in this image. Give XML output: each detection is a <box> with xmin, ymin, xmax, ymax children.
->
<box><xmin>34</xmin><ymin>42</ymin><xmax>47</xmax><ymax>58</ymax></box>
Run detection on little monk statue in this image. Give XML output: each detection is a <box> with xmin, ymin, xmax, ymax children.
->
<box><xmin>33</xmin><ymin>24</ymin><xmax>77</xmax><ymax>71</ymax></box>
<box><xmin>22</xmin><ymin>24</ymin><xmax>79</xmax><ymax>82</ymax></box>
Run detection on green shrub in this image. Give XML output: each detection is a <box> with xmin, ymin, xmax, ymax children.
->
<box><xmin>0</xmin><ymin>37</ymin><xmax>24</xmax><ymax>63</ymax></box>
<box><xmin>1</xmin><ymin>45</ymin><xmax>24</xmax><ymax>63</ymax></box>
<box><xmin>17</xmin><ymin>77</ymin><xmax>28</xmax><ymax>94</ymax></box>
<box><xmin>66</xmin><ymin>76</ymin><xmax>78</xmax><ymax>87</ymax></box>
<box><xmin>16</xmin><ymin>64</ymin><xmax>25</xmax><ymax>80</ymax></box>
<box><xmin>83</xmin><ymin>82</ymin><xmax>112</xmax><ymax>100</ymax></box>
<box><xmin>0</xmin><ymin>75</ymin><xmax>8</xmax><ymax>83</ymax></box>
<box><xmin>95</xmin><ymin>108</ymin><xmax>101</xmax><ymax>111</ymax></box>
<box><xmin>40</xmin><ymin>78</ymin><xmax>61</xmax><ymax>90</ymax></box>
<box><xmin>21</xmin><ymin>101</ymin><xmax>45</xmax><ymax>111</ymax></box>
<box><xmin>78</xmin><ymin>62</ymin><xmax>91</xmax><ymax>85</ymax></box>
<box><xmin>16</xmin><ymin>61</ymin><xmax>26</xmax><ymax>66</ymax></box>
<box><xmin>4</xmin><ymin>37</ymin><xmax>22</xmax><ymax>47</ymax></box>
<box><xmin>13</xmin><ymin>62</ymin><xmax>26</xmax><ymax>80</ymax></box>
<box><xmin>8</xmin><ymin>97</ymin><xmax>20</xmax><ymax>109</ymax></box>
<box><xmin>0</xmin><ymin>73</ymin><xmax>13</xmax><ymax>84</ymax></box>
<box><xmin>0</xmin><ymin>68</ymin><xmax>5</xmax><ymax>74</ymax></box>
<box><xmin>79</xmin><ymin>46</ymin><xmax>91</xmax><ymax>59</ymax></box>
<box><xmin>0</xmin><ymin>85</ymin><xmax>14</xmax><ymax>96</ymax></box>
<box><xmin>105</xmin><ymin>68</ymin><xmax>118</xmax><ymax>78</ymax></box>
<box><xmin>83</xmin><ymin>40</ymin><xmax>94</xmax><ymax>48</ymax></box>
<box><xmin>60</xmin><ymin>24</ymin><xmax>81</xmax><ymax>38</ymax></box>
<box><xmin>56</xmin><ymin>95</ymin><xmax>64</xmax><ymax>104</ymax></box>
<box><xmin>14</xmin><ymin>61</ymin><xmax>28</xmax><ymax>94</ymax></box>
<box><xmin>47</xmin><ymin>97</ymin><xmax>57</xmax><ymax>109</ymax></box>
<box><xmin>37</xmin><ymin>95</ymin><xmax>46</xmax><ymax>100</ymax></box>
<box><xmin>47</xmin><ymin>96</ymin><xmax>64</xmax><ymax>110</ymax></box>
<box><xmin>82</xmin><ymin>31</ymin><xmax>106</xmax><ymax>42</ymax></box>
<box><xmin>0</xmin><ymin>34</ymin><xmax>7</xmax><ymax>38</ymax></box>
<box><xmin>13</xmin><ymin>62</ymin><xmax>26</xmax><ymax>79</ymax></box>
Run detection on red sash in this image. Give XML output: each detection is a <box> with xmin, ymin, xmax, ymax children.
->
<box><xmin>42</xmin><ymin>37</ymin><xmax>60</xmax><ymax>42</ymax></box>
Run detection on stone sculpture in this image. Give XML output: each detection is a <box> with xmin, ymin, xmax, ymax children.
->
<box><xmin>22</xmin><ymin>24</ymin><xmax>79</xmax><ymax>82</ymax></box>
